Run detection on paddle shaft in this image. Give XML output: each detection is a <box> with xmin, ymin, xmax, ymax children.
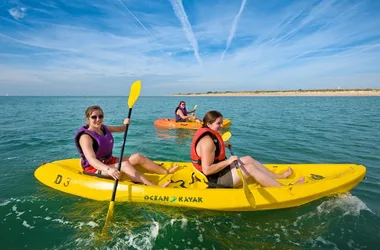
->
<box><xmin>228</xmin><ymin>146</ymin><xmax>256</xmax><ymax>208</ymax></box>
<box><xmin>110</xmin><ymin>107</ymin><xmax>132</xmax><ymax>201</ymax></box>
<box><xmin>228</xmin><ymin>147</ymin><xmax>240</xmax><ymax>169</ymax></box>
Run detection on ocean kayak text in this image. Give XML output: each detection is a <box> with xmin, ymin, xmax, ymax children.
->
<box><xmin>144</xmin><ymin>195</ymin><xmax>203</xmax><ymax>203</ymax></box>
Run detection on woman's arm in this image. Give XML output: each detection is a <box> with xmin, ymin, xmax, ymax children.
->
<box><xmin>198</xmin><ymin>136</ymin><xmax>234</xmax><ymax>176</ymax></box>
<box><xmin>79</xmin><ymin>134</ymin><xmax>111</xmax><ymax>173</ymax></box>
<box><xmin>107</xmin><ymin>118</ymin><xmax>130</xmax><ymax>132</ymax></box>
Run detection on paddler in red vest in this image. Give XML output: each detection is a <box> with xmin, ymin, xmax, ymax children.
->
<box><xmin>190</xmin><ymin>110</ymin><xmax>304</xmax><ymax>187</ymax></box>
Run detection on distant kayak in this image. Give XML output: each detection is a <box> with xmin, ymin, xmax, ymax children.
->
<box><xmin>34</xmin><ymin>159</ymin><xmax>365</xmax><ymax>211</ymax></box>
<box><xmin>154</xmin><ymin>118</ymin><xmax>231</xmax><ymax>129</ymax></box>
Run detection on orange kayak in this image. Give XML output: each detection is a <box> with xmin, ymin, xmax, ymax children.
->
<box><xmin>154</xmin><ymin>118</ymin><xmax>231</xmax><ymax>129</ymax></box>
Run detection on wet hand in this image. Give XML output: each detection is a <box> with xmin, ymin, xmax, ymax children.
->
<box><xmin>107</xmin><ymin>168</ymin><xmax>120</xmax><ymax>180</ymax></box>
<box><xmin>123</xmin><ymin>118</ymin><xmax>130</xmax><ymax>125</ymax></box>
<box><xmin>227</xmin><ymin>155</ymin><xmax>239</xmax><ymax>165</ymax></box>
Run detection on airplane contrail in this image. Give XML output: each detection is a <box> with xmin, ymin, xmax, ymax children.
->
<box><xmin>169</xmin><ymin>0</ymin><xmax>203</xmax><ymax>66</ymax></box>
<box><xmin>220</xmin><ymin>0</ymin><xmax>247</xmax><ymax>61</ymax></box>
<box><xmin>116</xmin><ymin>0</ymin><xmax>170</xmax><ymax>57</ymax></box>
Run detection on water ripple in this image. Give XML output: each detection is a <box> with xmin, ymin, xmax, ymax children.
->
<box><xmin>0</xmin><ymin>96</ymin><xmax>379</xmax><ymax>249</ymax></box>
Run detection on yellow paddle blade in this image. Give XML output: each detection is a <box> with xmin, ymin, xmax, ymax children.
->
<box><xmin>102</xmin><ymin>201</ymin><xmax>115</xmax><ymax>233</ymax></box>
<box><xmin>222</xmin><ymin>131</ymin><xmax>232</xmax><ymax>142</ymax></box>
<box><xmin>236</xmin><ymin>168</ymin><xmax>256</xmax><ymax>208</ymax></box>
<box><xmin>105</xmin><ymin>201</ymin><xmax>115</xmax><ymax>223</ymax></box>
<box><xmin>193</xmin><ymin>105</ymin><xmax>197</xmax><ymax>110</ymax></box>
<box><xmin>128</xmin><ymin>80</ymin><xmax>141</xmax><ymax>108</ymax></box>
<box><xmin>224</xmin><ymin>131</ymin><xmax>255</xmax><ymax>208</ymax></box>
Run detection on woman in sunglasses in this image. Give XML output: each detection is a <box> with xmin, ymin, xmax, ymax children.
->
<box><xmin>190</xmin><ymin>110</ymin><xmax>304</xmax><ymax>188</ymax></box>
<box><xmin>75</xmin><ymin>105</ymin><xmax>178</xmax><ymax>187</ymax></box>
<box><xmin>175</xmin><ymin>101</ymin><xmax>201</xmax><ymax>122</ymax></box>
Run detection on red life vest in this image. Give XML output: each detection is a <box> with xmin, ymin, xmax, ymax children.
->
<box><xmin>190</xmin><ymin>127</ymin><xmax>226</xmax><ymax>172</ymax></box>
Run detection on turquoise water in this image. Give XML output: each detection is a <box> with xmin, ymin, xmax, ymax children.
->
<box><xmin>0</xmin><ymin>96</ymin><xmax>379</xmax><ymax>249</ymax></box>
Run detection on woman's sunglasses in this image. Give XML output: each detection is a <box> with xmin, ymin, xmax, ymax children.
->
<box><xmin>90</xmin><ymin>115</ymin><xmax>104</xmax><ymax>120</ymax></box>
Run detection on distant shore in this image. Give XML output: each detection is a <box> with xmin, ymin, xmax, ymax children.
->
<box><xmin>171</xmin><ymin>89</ymin><xmax>380</xmax><ymax>97</ymax></box>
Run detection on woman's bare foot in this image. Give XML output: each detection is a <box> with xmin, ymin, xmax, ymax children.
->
<box><xmin>293</xmin><ymin>176</ymin><xmax>305</xmax><ymax>185</ymax></box>
<box><xmin>160</xmin><ymin>180</ymin><xmax>171</xmax><ymax>187</ymax></box>
<box><xmin>280</xmin><ymin>167</ymin><xmax>293</xmax><ymax>179</ymax></box>
<box><xmin>167</xmin><ymin>164</ymin><xmax>179</xmax><ymax>174</ymax></box>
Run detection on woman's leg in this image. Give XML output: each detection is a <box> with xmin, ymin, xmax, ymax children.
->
<box><xmin>193</xmin><ymin>114</ymin><xmax>201</xmax><ymax>123</ymax></box>
<box><xmin>231</xmin><ymin>162</ymin><xmax>282</xmax><ymax>187</ymax></box>
<box><xmin>107</xmin><ymin>160</ymin><xmax>170</xmax><ymax>187</ymax></box>
<box><xmin>239</xmin><ymin>156</ymin><xmax>292</xmax><ymax>179</ymax></box>
<box><xmin>231</xmin><ymin>160</ymin><xmax>305</xmax><ymax>187</ymax></box>
<box><xmin>187</xmin><ymin>114</ymin><xmax>201</xmax><ymax>123</ymax></box>
<box><xmin>126</xmin><ymin>153</ymin><xmax>178</xmax><ymax>174</ymax></box>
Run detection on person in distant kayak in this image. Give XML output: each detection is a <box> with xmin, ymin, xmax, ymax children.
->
<box><xmin>190</xmin><ymin>110</ymin><xmax>305</xmax><ymax>188</ymax></box>
<box><xmin>175</xmin><ymin>101</ymin><xmax>201</xmax><ymax>122</ymax></box>
<box><xmin>75</xmin><ymin>105</ymin><xmax>178</xmax><ymax>187</ymax></box>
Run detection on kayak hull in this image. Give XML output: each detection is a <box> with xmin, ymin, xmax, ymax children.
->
<box><xmin>34</xmin><ymin>159</ymin><xmax>366</xmax><ymax>211</ymax></box>
<box><xmin>154</xmin><ymin>118</ymin><xmax>231</xmax><ymax>129</ymax></box>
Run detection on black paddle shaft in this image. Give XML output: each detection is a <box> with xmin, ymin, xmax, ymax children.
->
<box><xmin>111</xmin><ymin>108</ymin><xmax>133</xmax><ymax>201</ymax></box>
<box><xmin>228</xmin><ymin>147</ymin><xmax>240</xmax><ymax>170</ymax></box>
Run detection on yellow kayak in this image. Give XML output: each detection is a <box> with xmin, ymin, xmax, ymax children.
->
<box><xmin>34</xmin><ymin>159</ymin><xmax>366</xmax><ymax>211</ymax></box>
<box><xmin>154</xmin><ymin>118</ymin><xmax>231</xmax><ymax>129</ymax></box>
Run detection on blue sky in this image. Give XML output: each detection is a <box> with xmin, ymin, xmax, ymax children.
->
<box><xmin>1</xmin><ymin>0</ymin><xmax>380</xmax><ymax>96</ymax></box>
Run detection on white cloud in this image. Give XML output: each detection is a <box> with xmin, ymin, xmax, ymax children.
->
<box><xmin>0</xmin><ymin>0</ymin><xmax>379</xmax><ymax>95</ymax></box>
<box><xmin>8</xmin><ymin>6</ymin><xmax>27</xmax><ymax>20</ymax></box>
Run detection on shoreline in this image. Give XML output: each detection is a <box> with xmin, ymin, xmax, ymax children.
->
<box><xmin>171</xmin><ymin>89</ymin><xmax>380</xmax><ymax>97</ymax></box>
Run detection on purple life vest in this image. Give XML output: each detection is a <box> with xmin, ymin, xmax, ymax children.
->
<box><xmin>74</xmin><ymin>125</ymin><xmax>114</xmax><ymax>169</ymax></box>
<box><xmin>175</xmin><ymin>107</ymin><xmax>188</xmax><ymax>122</ymax></box>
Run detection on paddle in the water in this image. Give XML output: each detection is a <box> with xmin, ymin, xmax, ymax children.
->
<box><xmin>102</xmin><ymin>80</ymin><xmax>141</xmax><ymax>233</ymax></box>
<box><xmin>222</xmin><ymin>131</ymin><xmax>256</xmax><ymax>208</ymax></box>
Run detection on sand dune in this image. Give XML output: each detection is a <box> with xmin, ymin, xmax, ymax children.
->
<box><xmin>171</xmin><ymin>89</ymin><xmax>380</xmax><ymax>97</ymax></box>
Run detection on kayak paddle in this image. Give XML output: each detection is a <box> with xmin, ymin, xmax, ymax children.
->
<box><xmin>221</xmin><ymin>131</ymin><xmax>231</xmax><ymax>143</ymax></box>
<box><xmin>222</xmin><ymin>131</ymin><xmax>256</xmax><ymax>208</ymax></box>
<box><xmin>191</xmin><ymin>105</ymin><xmax>197</xmax><ymax>117</ymax></box>
<box><xmin>102</xmin><ymin>80</ymin><xmax>141</xmax><ymax>233</ymax></box>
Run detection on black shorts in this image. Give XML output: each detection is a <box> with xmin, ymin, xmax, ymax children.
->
<box><xmin>207</xmin><ymin>166</ymin><xmax>233</xmax><ymax>187</ymax></box>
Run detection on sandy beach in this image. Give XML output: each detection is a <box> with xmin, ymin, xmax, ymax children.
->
<box><xmin>171</xmin><ymin>89</ymin><xmax>380</xmax><ymax>97</ymax></box>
